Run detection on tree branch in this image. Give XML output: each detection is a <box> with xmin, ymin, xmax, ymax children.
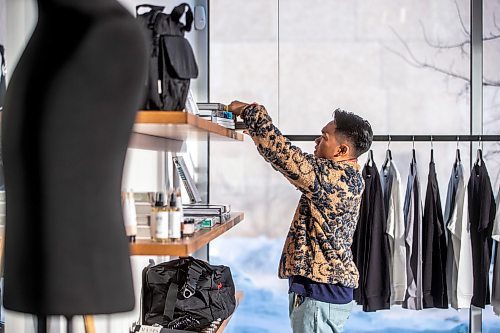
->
<box><xmin>484</xmin><ymin>77</ymin><xmax>500</xmax><ymax>87</ymax></box>
<box><xmin>386</xmin><ymin>27</ymin><xmax>471</xmax><ymax>83</ymax></box>
<box><xmin>419</xmin><ymin>21</ymin><xmax>470</xmax><ymax>58</ymax></box>
<box><xmin>387</xmin><ymin>18</ymin><xmax>500</xmax><ymax>87</ymax></box>
<box><xmin>484</xmin><ymin>34</ymin><xmax>500</xmax><ymax>42</ymax></box>
<box><xmin>419</xmin><ymin>21</ymin><xmax>500</xmax><ymax>52</ymax></box>
<box><xmin>420</xmin><ymin>21</ymin><xmax>466</xmax><ymax>50</ymax></box>
<box><xmin>455</xmin><ymin>0</ymin><xmax>470</xmax><ymax>37</ymax></box>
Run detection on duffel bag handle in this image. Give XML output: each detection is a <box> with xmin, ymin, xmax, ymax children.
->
<box><xmin>170</xmin><ymin>3</ymin><xmax>194</xmax><ymax>32</ymax></box>
<box><xmin>163</xmin><ymin>281</ymin><xmax>179</xmax><ymax>321</ymax></box>
<box><xmin>163</xmin><ymin>261</ymin><xmax>204</xmax><ymax>320</ymax></box>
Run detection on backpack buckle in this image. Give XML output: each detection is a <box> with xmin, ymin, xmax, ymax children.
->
<box><xmin>181</xmin><ymin>283</ymin><xmax>196</xmax><ymax>298</ymax></box>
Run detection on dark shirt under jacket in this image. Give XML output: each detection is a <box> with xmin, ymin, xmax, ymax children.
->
<box><xmin>422</xmin><ymin>161</ymin><xmax>448</xmax><ymax>308</ymax></box>
<box><xmin>288</xmin><ymin>276</ymin><xmax>353</xmax><ymax>304</ymax></box>
<box><xmin>353</xmin><ymin>162</ymin><xmax>391</xmax><ymax>312</ymax></box>
<box><xmin>468</xmin><ymin>161</ymin><xmax>496</xmax><ymax>308</ymax></box>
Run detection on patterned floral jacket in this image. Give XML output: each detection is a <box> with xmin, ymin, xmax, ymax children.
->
<box><xmin>242</xmin><ymin>104</ymin><xmax>364</xmax><ymax>288</ymax></box>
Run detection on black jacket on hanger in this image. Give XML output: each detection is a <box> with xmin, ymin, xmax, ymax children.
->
<box><xmin>468</xmin><ymin>160</ymin><xmax>496</xmax><ymax>308</ymax></box>
<box><xmin>353</xmin><ymin>161</ymin><xmax>391</xmax><ymax>312</ymax></box>
<box><xmin>422</xmin><ymin>160</ymin><xmax>448</xmax><ymax>308</ymax></box>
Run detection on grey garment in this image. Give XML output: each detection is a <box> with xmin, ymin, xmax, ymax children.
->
<box><xmin>494</xmin><ymin>241</ymin><xmax>500</xmax><ymax>316</ymax></box>
<box><xmin>402</xmin><ymin>157</ymin><xmax>423</xmax><ymax>310</ymax></box>
<box><xmin>492</xmin><ymin>187</ymin><xmax>500</xmax><ymax>315</ymax></box>
<box><xmin>380</xmin><ymin>159</ymin><xmax>394</xmax><ymax>218</ymax></box>
<box><xmin>444</xmin><ymin>163</ymin><xmax>462</xmax><ymax>309</ymax></box>
<box><xmin>380</xmin><ymin>160</ymin><xmax>407</xmax><ymax>304</ymax></box>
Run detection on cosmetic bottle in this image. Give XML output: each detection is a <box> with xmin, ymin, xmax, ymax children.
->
<box><xmin>168</xmin><ymin>191</ymin><xmax>181</xmax><ymax>239</ymax></box>
<box><xmin>122</xmin><ymin>190</ymin><xmax>137</xmax><ymax>242</ymax></box>
<box><xmin>150</xmin><ymin>192</ymin><xmax>160</xmax><ymax>239</ymax></box>
<box><xmin>183</xmin><ymin>218</ymin><xmax>195</xmax><ymax>237</ymax></box>
<box><xmin>175</xmin><ymin>188</ymin><xmax>184</xmax><ymax>236</ymax></box>
<box><xmin>154</xmin><ymin>192</ymin><xmax>169</xmax><ymax>241</ymax></box>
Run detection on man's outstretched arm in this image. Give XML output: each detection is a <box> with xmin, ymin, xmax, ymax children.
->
<box><xmin>230</xmin><ymin>101</ymin><xmax>322</xmax><ymax>195</ymax></box>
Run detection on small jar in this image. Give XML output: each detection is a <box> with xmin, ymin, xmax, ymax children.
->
<box><xmin>183</xmin><ymin>218</ymin><xmax>195</xmax><ymax>237</ymax></box>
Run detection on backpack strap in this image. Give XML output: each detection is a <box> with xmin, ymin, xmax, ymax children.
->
<box><xmin>181</xmin><ymin>262</ymin><xmax>204</xmax><ymax>299</ymax></box>
<box><xmin>0</xmin><ymin>45</ymin><xmax>5</xmax><ymax>65</ymax></box>
<box><xmin>135</xmin><ymin>4</ymin><xmax>165</xmax><ymax>17</ymax></box>
<box><xmin>170</xmin><ymin>3</ymin><xmax>194</xmax><ymax>32</ymax></box>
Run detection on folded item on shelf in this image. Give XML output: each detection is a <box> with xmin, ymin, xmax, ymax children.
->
<box><xmin>131</xmin><ymin>324</ymin><xmax>191</xmax><ymax>332</ymax></box>
<box><xmin>196</xmin><ymin>102</ymin><xmax>228</xmax><ymax>111</ymax></box>
<box><xmin>198</xmin><ymin>110</ymin><xmax>234</xmax><ymax>119</ymax></box>
<box><xmin>183</xmin><ymin>204</ymin><xmax>230</xmax><ymax>216</ymax></box>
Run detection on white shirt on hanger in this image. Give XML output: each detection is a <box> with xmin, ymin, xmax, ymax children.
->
<box><xmin>492</xmin><ymin>187</ymin><xmax>500</xmax><ymax>239</ymax></box>
<box><xmin>448</xmin><ymin>165</ymin><xmax>473</xmax><ymax>309</ymax></box>
<box><xmin>383</xmin><ymin>160</ymin><xmax>407</xmax><ymax>304</ymax></box>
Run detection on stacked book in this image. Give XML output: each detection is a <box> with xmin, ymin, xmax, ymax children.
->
<box><xmin>183</xmin><ymin>204</ymin><xmax>231</xmax><ymax>224</ymax></box>
<box><xmin>196</xmin><ymin>103</ymin><xmax>236</xmax><ymax>129</ymax></box>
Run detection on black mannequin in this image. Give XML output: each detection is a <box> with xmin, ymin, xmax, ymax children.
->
<box><xmin>2</xmin><ymin>0</ymin><xmax>147</xmax><ymax>316</ymax></box>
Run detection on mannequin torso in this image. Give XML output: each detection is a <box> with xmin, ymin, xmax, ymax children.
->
<box><xmin>2</xmin><ymin>0</ymin><xmax>148</xmax><ymax>315</ymax></box>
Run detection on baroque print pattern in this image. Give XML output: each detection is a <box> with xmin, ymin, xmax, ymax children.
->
<box><xmin>244</xmin><ymin>104</ymin><xmax>365</xmax><ymax>288</ymax></box>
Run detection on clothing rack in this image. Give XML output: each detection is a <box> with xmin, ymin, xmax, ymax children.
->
<box><xmin>282</xmin><ymin>133</ymin><xmax>499</xmax><ymax>333</ymax></box>
<box><xmin>283</xmin><ymin>134</ymin><xmax>500</xmax><ymax>142</ymax></box>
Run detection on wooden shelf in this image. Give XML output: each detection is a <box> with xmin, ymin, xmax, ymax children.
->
<box><xmin>133</xmin><ymin>111</ymin><xmax>244</xmax><ymax>142</ymax></box>
<box><xmin>130</xmin><ymin>212</ymin><xmax>244</xmax><ymax>256</ymax></box>
<box><xmin>217</xmin><ymin>291</ymin><xmax>244</xmax><ymax>333</ymax></box>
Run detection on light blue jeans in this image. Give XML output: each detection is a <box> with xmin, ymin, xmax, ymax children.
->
<box><xmin>289</xmin><ymin>292</ymin><xmax>353</xmax><ymax>333</ymax></box>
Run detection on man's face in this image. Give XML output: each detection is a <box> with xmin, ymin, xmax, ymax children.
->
<box><xmin>314</xmin><ymin>121</ymin><xmax>341</xmax><ymax>159</ymax></box>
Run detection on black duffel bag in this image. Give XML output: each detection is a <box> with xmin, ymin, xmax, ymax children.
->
<box><xmin>136</xmin><ymin>4</ymin><xmax>199</xmax><ymax>111</ymax></box>
<box><xmin>142</xmin><ymin>257</ymin><xmax>236</xmax><ymax>331</ymax></box>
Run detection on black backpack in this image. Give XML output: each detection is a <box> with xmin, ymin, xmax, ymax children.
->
<box><xmin>142</xmin><ymin>257</ymin><xmax>236</xmax><ymax>331</ymax></box>
<box><xmin>0</xmin><ymin>44</ymin><xmax>6</xmax><ymax>111</ymax></box>
<box><xmin>136</xmin><ymin>4</ymin><xmax>199</xmax><ymax>111</ymax></box>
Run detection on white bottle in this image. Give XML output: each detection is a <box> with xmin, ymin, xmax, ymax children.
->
<box><xmin>176</xmin><ymin>188</ymin><xmax>184</xmax><ymax>233</ymax></box>
<box><xmin>122</xmin><ymin>191</ymin><xmax>137</xmax><ymax>242</ymax></box>
<box><xmin>168</xmin><ymin>191</ymin><xmax>181</xmax><ymax>239</ymax></box>
<box><xmin>154</xmin><ymin>192</ymin><xmax>169</xmax><ymax>241</ymax></box>
<box><xmin>150</xmin><ymin>192</ymin><xmax>160</xmax><ymax>239</ymax></box>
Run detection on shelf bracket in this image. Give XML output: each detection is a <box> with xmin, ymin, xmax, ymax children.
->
<box><xmin>129</xmin><ymin>132</ymin><xmax>186</xmax><ymax>153</ymax></box>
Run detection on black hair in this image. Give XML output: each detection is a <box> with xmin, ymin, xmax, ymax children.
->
<box><xmin>333</xmin><ymin>109</ymin><xmax>373</xmax><ymax>158</ymax></box>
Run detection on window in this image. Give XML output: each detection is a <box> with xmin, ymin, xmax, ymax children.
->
<box><xmin>210</xmin><ymin>0</ymin><xmax>499</xmax><ymax>331</ymax></box>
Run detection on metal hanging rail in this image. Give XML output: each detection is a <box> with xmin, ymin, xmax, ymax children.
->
<box><xmin>282</xmin><ymin>134</ymin><xmax>500</xmax><ymax>142</ymax></box>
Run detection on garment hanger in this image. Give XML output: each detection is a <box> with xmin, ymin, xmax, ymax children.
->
<box><xmin>454</xmin><ymin>137</ymin><xmax>461</xmax><ymax>178</ymax></box>
<box><xmin>411</xmin><ymin>136</ymin><xmax>416</xmax><ymax>163</ymax></box>
<box><xmin>382</xmin><ymin>135</ymin><xmax>392</xmax><ymax>170</ymax></box>
<box><xmin>454</xmin><ymin>136</ymin><xmax>461</xmax><ymax>166</ymax></box>
<box><xmin>366</xmin><ymin>149</ymin><xmax>374</xmax><ymax>167</ymax></box>
<box><xmin>475</xmin><ymin>136</ymin><xmax>483</xmax><ymax>167</ymax></box>
<box><xmin>430</xmin><ymin>136</ymin><xmax>434</xmax><ymax>163</ymax></box>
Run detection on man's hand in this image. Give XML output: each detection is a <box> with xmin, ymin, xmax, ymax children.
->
<box><xmin>228</xmin><ymin>100</ymin><xmax>250</xmax><ymax>117</ymax></box>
